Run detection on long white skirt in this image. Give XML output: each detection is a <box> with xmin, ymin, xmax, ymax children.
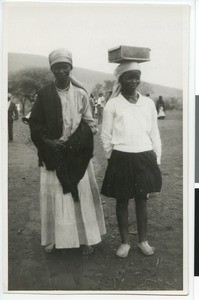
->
<box><xmin>40</xmin><ymin>160</ymin><xmax>106</xmax><ymax>248</ymax></box>
<box><xmin>157</xmin><ymin>106</ymin><xmax>166</xmax><ymax>118</ymax></box>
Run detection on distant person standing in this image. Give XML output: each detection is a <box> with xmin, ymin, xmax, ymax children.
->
<box><xmin>97</xmin><ymin>93</ymin><xmax>106</xmax><ymax>124</ymax></box>
<box><xmin>94</xmin><ymin>97</ymin><xmax>98</xmax><ymax>119</ymax></box>
<box><xmin>156</xmin><ymin>96</ymin><xmax>166</xmax><ymax>120</ymax></box>
<box><xmin>16</xmin><ymin>103</ymin><xmax>21</xmax><ymax>115</ymax></box>
<box><xmin>8</xmin><ymin>93</ymin><xmax>18</xmax><ymax>142</ymax></box>
<box><xmin>89</xmin><ymin>93</ymin><xmax>95</xmax><ymax>118</ymax></box>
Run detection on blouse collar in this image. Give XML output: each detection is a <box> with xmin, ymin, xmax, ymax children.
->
<box><xmin>120</xmin><ymin>91</ymin><xmax>143</xmax><ymax>106</ymax></box>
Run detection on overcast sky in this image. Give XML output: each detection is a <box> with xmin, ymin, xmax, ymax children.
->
<box><xmin>4</xmin><ymin>2</ymin><xmax>189</xmax><ymax>89</ymax></box>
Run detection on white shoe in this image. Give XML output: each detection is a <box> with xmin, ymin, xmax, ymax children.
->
<box><xmin>138</xmin><ymin>241</ymin><xmax>155</xmax><ymax>255</ymax></box>
<box><xmin>116</xmin><ymin>244</ymin><xmax>131</xmax><ymax>258</ymax></box>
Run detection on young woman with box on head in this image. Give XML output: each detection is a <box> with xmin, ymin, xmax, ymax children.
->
<box><xmin>101</xmin><ymin>54</ymin><xmax>162</xmax><ymax>258</ymax></box>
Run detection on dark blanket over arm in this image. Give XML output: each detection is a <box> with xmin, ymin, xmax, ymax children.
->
<box><xmin>56</xmin><ymin>120</ymin><xmax>94</xmax><ymax>201</ymax></box>
<box><xmin>29</xmin><ymin>83</ymin><xmax>63</xmax><ymax>170</ymax></box>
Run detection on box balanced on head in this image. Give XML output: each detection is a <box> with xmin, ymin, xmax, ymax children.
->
<box><xmin>108</xmin><ymin>45</ymin><xmax>151</xmax><ymax>64</ymax></box>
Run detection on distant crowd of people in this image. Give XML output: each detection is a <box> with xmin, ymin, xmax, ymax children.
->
<box><xmin>89</xmin><ymin>91</ymin><xmax>111</xmax><ymax>124</ymax></box>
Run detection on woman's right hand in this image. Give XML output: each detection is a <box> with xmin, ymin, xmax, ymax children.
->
<box><xmin>44</xmin><ymin>138</ymin><xmax>65</xmax><ymax>152</ymax></box>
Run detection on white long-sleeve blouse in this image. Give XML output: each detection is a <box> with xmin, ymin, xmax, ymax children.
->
<box><xmin>101</xmin><ymin>93</ymin><xmax>161</xmax><ymax>164</ymax></box>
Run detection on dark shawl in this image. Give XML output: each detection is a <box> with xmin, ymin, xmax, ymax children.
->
<box><xmin>55</xmin><ymin>120</ymin><xmax>93</xmax><ymax>201</ymax></box>
<box><xmin>29</xmin><ymin>82</ymin><xmax>93</xmax><ymax>200</ymax></box>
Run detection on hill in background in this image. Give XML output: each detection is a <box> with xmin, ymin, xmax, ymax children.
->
<box><xmin>8</xmin><ymin>52</ymin><xmax>182</xmax><ymax>99</ymax></box>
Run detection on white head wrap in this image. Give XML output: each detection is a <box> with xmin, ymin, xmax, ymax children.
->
<box><xmin>111</xmin><ymin>61</ymin><xmax>141</xmax><ymax>98</ymax></box>
<box><xmin>49</xmin><ymin>49</ymin><xmax>73</xmax><ymax>68</ymax></box>
<box><xmin>49</xmin><ymin>48</ymin><xmax>87</xmax><ymax>93</ymax></box>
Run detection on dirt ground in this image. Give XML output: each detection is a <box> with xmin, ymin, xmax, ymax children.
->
<box><xmin>8</xmin><ymin>110</ymin><xmax>183</xmax><ymax>292</ymax></box>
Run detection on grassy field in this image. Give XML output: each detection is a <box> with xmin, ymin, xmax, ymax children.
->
<box><xmin>8</xmin><ymin>110</ymin><xmax>184</xmax><ymax>291</ymax></box>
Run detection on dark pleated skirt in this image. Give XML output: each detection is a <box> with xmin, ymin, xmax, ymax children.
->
<box><xmin>101</xmin><ymin>150</ymin><xmax>162</xmax><ymax>200</ymax></box>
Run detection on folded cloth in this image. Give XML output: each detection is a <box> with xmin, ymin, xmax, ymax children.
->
<box><xmin>55</xmin><ymin>120</ymin><xmax>94</xmax><ymax>201</ymax></box>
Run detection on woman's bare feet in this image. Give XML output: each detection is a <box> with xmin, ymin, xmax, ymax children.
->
<box><xmin>80</xmin><ymin>245</ymin><xmax>93</xmax><ymax>255</ymax></box>
<box><xmin>44</xmin><ymin>243</ymin><xmax>55</xmax><ymax>253</ymax></box>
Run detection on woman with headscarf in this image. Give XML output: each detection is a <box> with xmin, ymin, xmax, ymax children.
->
<box><xmin>156</xmin><ymin>95</ymin><xmax>166</xmax><ymax>120</ymax></box>
<box><xmin>29</xmin><ymin>49</ymin><xmax>106</xmax><ymax>254</ymax></box>
<box><xmin>101</xmin><ymin>61</ymin><xmax>162</xmax><ymax>258</ymax></box>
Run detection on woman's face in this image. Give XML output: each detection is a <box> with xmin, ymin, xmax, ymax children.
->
<box><xmin>51</xmin><ymin>62</ymin><xmax>72</xmax><ymax>84</ymax></box>
<box><xmin>120</xmin><ymin>70</ymin><xmax>141</xmax><ymax>94</ymax></box>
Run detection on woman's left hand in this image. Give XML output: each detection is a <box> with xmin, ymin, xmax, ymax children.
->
<box><xmin>44</xmin><ymin>138</ymin><xmax>66</xmax><ymax>152</ymax></box>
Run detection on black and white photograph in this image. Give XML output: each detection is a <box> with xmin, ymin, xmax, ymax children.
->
<box><xmin>2</xmin><ymin>0</ymin><xmax>191</xmax><ymax>295</ymax></box>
